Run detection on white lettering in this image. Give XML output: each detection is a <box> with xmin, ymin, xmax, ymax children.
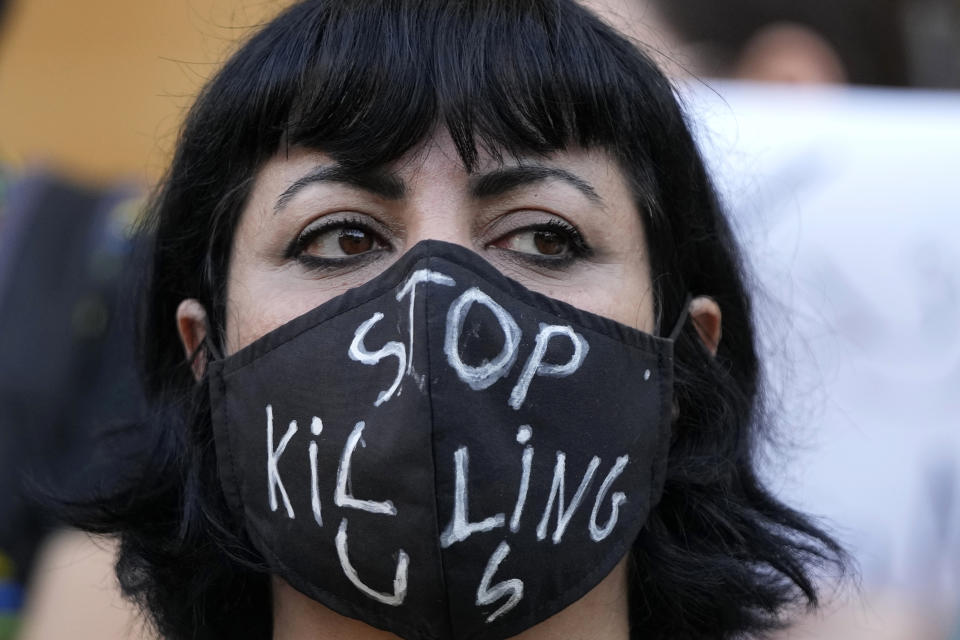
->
<box><xmin>440</xmin><ymin>447</ymin><xmax>505</xmax><ymax>547</ymax></box>
<box><xmin>336</xmin><ymin>518</ymin><xmax>409</xmax><ymax>606</ymax></box>
<box><xmin>396</xmin><ymin>269</ymin><xmax>456</xmax><ymax>375</ymax></box>
<box><xmin>589</xmin><ymin>455</ymin><xmax>629</xmax><ymax>542</ymax></box>
<box><xmin>309</xmin><ymin>417</ymin><xmax>324</xmax><ymax>527</ymax></box>
<box><xmin>308</xmin><ymin>442</ymin><xmax>323</xmax><ymax>527</ymax></box>
<box><xmin>266</xmin><ymin>404</ymin><xmax>296</xmax><ymax>519</ymax></box>
<box><xmin>335</xmin><ymin>421</ymin><xmax>397</xmax><ymax>515</ymax></box>
<box><xmin>444</xmin><ymin>288</ymin><xmax>521</xmax><ymax>391</ymax></box>
<box><xmin>509</xmin><ymin>324</ymin><xmax>589</xmax><ymax>410</ymax></box>
<box><xmin>349</xmin><ymin>312</ymin><xmax>406</xmax><ymax>407</ymax></box>
<box><xmin>510</xmin><ymin>426</ymin><xmax>533</xmax><ymax>533</ymax></box>
<box><xmin>536</xmin><ymin>452</ymin><xmax>600</xmax><ymax>544</ymax></box>
<box><xmin>477</xmin><ymin>541</ymin><xmax>524</xmax><ymax>623</ymax></box>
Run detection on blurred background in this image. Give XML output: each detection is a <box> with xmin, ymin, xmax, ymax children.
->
<box><xmin>0</xmin><ymin>0</ymin><xmax>958</xmax><ymax>639</ymax></box>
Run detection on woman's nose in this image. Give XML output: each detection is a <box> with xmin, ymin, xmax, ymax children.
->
<box><xmin>390</xmin><ymin>133</ymin><xmax>488</xmax><ymax>255</ymax></box>
<box><xmin>401</xmin><ymin>203</ymin><xmax>477</xmax><ymax>254</ymax></box>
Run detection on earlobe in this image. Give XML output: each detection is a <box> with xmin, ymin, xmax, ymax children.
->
<box><xmin>689</xmin><ymin>296</ymin><xmax>722</xmax><ymax>357</ymax></box>
<box><xmin>176</xmin><ymin>299</ymin><xmax>209</xmax><ymax>380</ymax></box>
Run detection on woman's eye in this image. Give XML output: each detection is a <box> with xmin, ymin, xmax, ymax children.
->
<box><xmin>299</xmin><ymin>224</ymin><xmax>386</xmax><ymax>259</ymax></box>
<box><xmin>496</xmin><ymin>229</ymin><xmax>566</xmax><ymax>256</ymax></box>
<box><xmin>491</xmin><ymin>226</ymin><xmax>579</xmax><ymax>259</ymax></box>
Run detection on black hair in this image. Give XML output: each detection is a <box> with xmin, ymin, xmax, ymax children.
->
<box><xmin>63</xmin><ymin>1</ymin><xmax>846</xmax><ymax>638</ymax></box>
<box><xmin>652</xmin><ymin>0</ymin><xmax>910</xmax><ymax>86</ymax></box>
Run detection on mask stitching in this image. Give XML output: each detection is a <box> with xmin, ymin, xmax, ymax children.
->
<box><xmin>212</xmin><ymin>365</ymin><xmax>246</xmax><ymax>520</ymax></box>
<box><xmin>221</xmin><ymin>280</ymin><xmax>671</xmax><ymax>385</ymax></box>
<box><xmin>215</xmin><ymin>334</ymin><xmax>444</xmax><ymax>640</ymax></box>
<box><xmin>423</xmin><ymin>253</ymin><xmax>458</xmax><ymax>639</ymax></box>
<box><xmin>415</xmin><ymin>243</ymin><xmax>680</xmax><ymax>349</ymax></box>
<box><xmin>220</xmin><ymin>243</ymin><xmax>675</xmax><ymax>377</ymax></box>
<box><xmin>649</xmin><ymin>349</ymin><xmax>672</xmax><ymax>512</ymax></box>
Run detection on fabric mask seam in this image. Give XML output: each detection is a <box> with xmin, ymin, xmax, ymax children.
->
<box><xmin>424</xmin><ymin>253</ymin><xmax>457</xmax><ymax>637</ymax></box>
<box><xmin>221</xmin><ymin>292</ymin><xmax>400</xmax><ymax>375</ymax></box>
<box><xmin>650</xmin><ymin>350</ymin><xmax>666</xmax><ymax>510</ymax></box>
<box><xmin>221</xmin><ymin>285</ymin><xmax>663</xmax><ymax>385</ymax></box>
<box><xmin>214</xmin><ymin>368</ymin><xmax>246</xmax><ymax>520</ymax></box>
<box><xmin>220</xmin><ymin>253</ymin><xmax>436</xmax><ymax>375</ymax></box>
<box><xmin>212</xmin><ymin>371</ymin><xmax>441</xmax><ymax>639</ymax></box>
<box><xmin>649</xmin><ymin>345</ymin><xmax>674</xmax><ymax>509</ymax></box>
<box><xmin>222</xmin><ymin>246</ymin><xmax>668</xmax><ymax>377</ymax></box>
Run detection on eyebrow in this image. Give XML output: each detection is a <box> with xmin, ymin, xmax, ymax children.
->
<box><xmin>469</xmin><ymin>165</ymin><xmax>603</xmax><ymax>205</ymax></box>
<box><xmin>274</xmin><ymin>164</ymin><xmax>406</xmax><ymax>212</ymax></box>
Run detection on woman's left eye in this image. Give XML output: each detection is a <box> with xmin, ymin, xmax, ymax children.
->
<box><xmin>488</xmin><ymin>221</ymin><xmax>589</xmax><ymax>263</ymax></box>
<box><xmin>494</xmin><ymin>229</ymin><xmax>568</xmax><ymax>256</ymax></box>
<box><xmin>302</xmin><ymin>225</ymin><xmax>385</xmax><ymax>258</ymax></box>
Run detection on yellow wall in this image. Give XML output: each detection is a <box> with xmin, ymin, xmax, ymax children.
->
<box><xmin>0</xmin><ymin>0</ymin><xmax>292</xmax><ymax>184</ymax></box>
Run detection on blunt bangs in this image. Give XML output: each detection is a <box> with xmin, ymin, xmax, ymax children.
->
<box><xmin>223</xmin><ymin>0</ymin><xmax>669</xmax><ymax>178</ymax></box>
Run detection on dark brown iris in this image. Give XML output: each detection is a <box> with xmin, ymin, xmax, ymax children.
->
<box><xmin>533</xmin><ymin>230</ymin><xmax>566</xmax><ymax>256</ymax></box>
<box><xmin>338</xmin><ymin>228</ymin><xmax>374</xmax><ymax>255</ymax></box>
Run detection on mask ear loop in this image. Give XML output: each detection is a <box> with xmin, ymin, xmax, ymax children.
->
<box><xmin>203</xmin><ymin>334</ymin><xmax>224</xmax><ymax>362</ymax></box>
<box><xmin>667</xmin><ymin>293</ymin><xmax>694</xmax><ymax>342</ymax></box>
<box><xmin>666</xmin><ymin>294</ymin><xmax>693</xmax><ymax>428</ymax></box>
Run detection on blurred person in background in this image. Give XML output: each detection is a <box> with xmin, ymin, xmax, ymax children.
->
<box><xmin>0</xmin><ymin>1</ymin><xmax>148</xmax><ymax>638</ymax></box>
<box><xmin>583</xmin><ymin>0</ymin><xmax>960</xmax><ymax>639</ymax></box>
<box><xmin>586</xmin><ymin>0</ymin><xmax>960</xmax><ymax>89</ymax></box>
<box><xmin>648</xmin><ymin>0</ymin><xmax>910</xmax><ymax>85</ymax></box>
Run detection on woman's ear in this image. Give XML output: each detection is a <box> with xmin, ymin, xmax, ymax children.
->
<box><xmin>689</xmin><ymin>296</ymin><xmax>722</xmax><ymax>357</ymax></box>
<box><xmin>176</xmin><ymin>299</ymin><xmax>209</xmax><ymax>380</ymax></box>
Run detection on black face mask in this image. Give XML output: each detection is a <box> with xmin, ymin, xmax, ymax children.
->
<box><xmin>208</xmin><ymin>240</ymin><xmax>687</xmax><ymax>640</ymax></box>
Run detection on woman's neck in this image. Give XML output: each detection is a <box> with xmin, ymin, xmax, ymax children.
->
<box><xmin>272</xmin><ymin>556</ymin><xmax>630</xmax><ymax>640</ymax></box>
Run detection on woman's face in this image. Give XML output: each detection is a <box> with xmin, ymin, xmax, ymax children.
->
<box><xmin>223</xmin><ymin>131</ymin><xmax>654</xmax><ymax>354</ymax></box>
<box><xmin>178</xmin><ymin>131</ymin><xmax>710</xmax><ymax>639</ymax></box>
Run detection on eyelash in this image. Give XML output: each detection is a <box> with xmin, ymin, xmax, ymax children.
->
<box><xmin>285</xmin><ymin>215</ymin><xmax>593</xmax><ymax>272</ymax></box>
<box><xmin>284</xmin><ymin>214</ymin><xmax>388</xmax><ymax>272</ymax></box>
<box><xmin>491</xmin><ymin>218</ymin><xmax>593</xmax><ymax>268</ymax></box>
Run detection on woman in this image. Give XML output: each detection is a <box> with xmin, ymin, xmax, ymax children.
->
<box><xmin>68</xmin><ymin>1</ymin><xmax>844</xmax><ymax>638</ymax></box>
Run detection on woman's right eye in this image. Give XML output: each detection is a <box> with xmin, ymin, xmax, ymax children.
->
<box><xmin>288</xmin><ymin>217</ymin><xmax>390</xmax><ymax>268</ymax></box>
<box><xmin>303</xmin><ymin>225</ymin><xmax>385</xmax><ymax>258</ymax></box>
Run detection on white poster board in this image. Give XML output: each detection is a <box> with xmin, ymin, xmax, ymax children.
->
<box><xmin>687</xmin><ymin>81</ymin><xmax>960</xmax><ymax>607</ymax></box>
